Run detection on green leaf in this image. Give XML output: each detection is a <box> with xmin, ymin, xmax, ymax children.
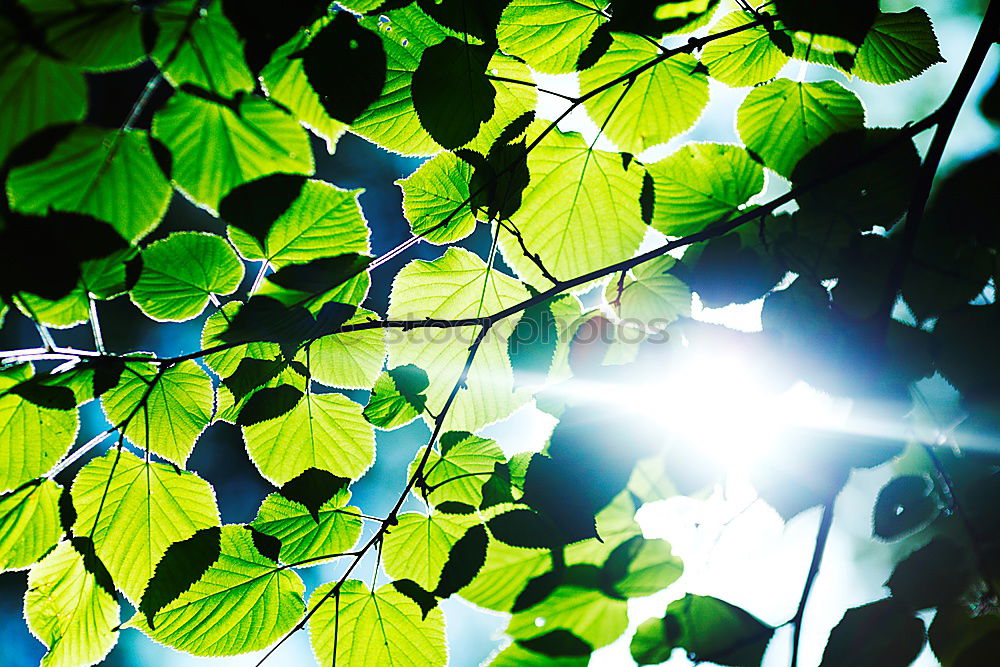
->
<box><xmin>101</xmin><ymin>360</ymin><xmax>214</xmax><ymax>466</ymax></box>
<box><xmin>398</xmin><ymin>152</ymin><xmax>477</xmax><ymax>244</ymax></box>
<box><xmin>0</xmin><ymin>50</ymin><xmax>86</xmax><ymax>166</ymax></box>
<box><xmin>71</xmin><ymin>448</ymin><xmax>220</xmax><ymax>602</ymax></box>
<box><xmin>0</xmin><ymin>364</ymin><xmax>79</xmax><ymax>493</ymax></box>
<box><xmin>7</xmin><ymin>126</ymin><xmax>170</xmax><ymax>243</ymax></box>
<box><xmin>872</xmin><ymin>475</ymin><xmax>937</xmax><ymax>540</ymax></box>
<box><xmin>228</xmin><ymin>178</ymin><xmax>369</xmax><ymax>268</ymax></box>
<box><xmin>499</xmin><ymin>128</ymin><xmax>644</xmax><ymax>288</ymax></box>
<box><xmin>302</xmin><ymin>307</ymin><xmax>386</xmax><ymax>390</ymax></box>
<box><xmin>700</xmin><ymin>11</ymin><xmax>791</xmax><ymax>87</ymax></box>
<box><xmin>467</xmin><ymin>54</ymin><xmax>537</xmax><ymax>153</ymax></box>
<box><xmin>648</xmin><ymin>142</ymin><xmax>765</xmax><ymax>236</ymax></box>
<box><xmin>31</xmin><ymin>0</ymin><xmax>144</xmax><ymax>71</ymax></box>
<box><xmin>201</xmin><ymin>301</ymin><xmax>282</xmax><ymax>378</ymax></box>
<box><xmin>411</xmin><ymin>431</ymin><xmax>505</xmax><ymax>507</ymax></box>
<box><xmin>24</xmin><ymin>540</ymin><xmax>119</xmax><ymax>667</ymax></box>
<box><xmin>309</xmin><ymin>579</ymin><xmax>447</xmax><ymax>666</ymax></box>
<box><xmin>820</xmin><ymin>598</ymin><xmax>925</xmax><ymax>667</ymax></box>
<box><xmin>364</xmin><ymin>364</ymin><xmax>430</xmax><ymax>430</ymax></box>
<box><xmin>351</xmin><ymin>6</ymin><xmax>458</xmax><ymax>156</ymax></box>
<box><xmin>0</xmin><ymin>478</ymin><xmax>62</xmax><ymax>572</ymax></box>
<box><xmin>508</xmin><ymin>584</ymin><xmax>628</xmax><ymax>650</ymax></box>
<box><xmin>606</xmin><ymin>256</ymin><xmax>691</xmax><ymax>327</ymax></box>
<box><xmin>383</xmin><ymin>511</ymin><xmax>479</xmax><ymax>590</ymax></box>
<box><xmin>736</xmin><ymin>78</ymin><xmax>865</xmax><ymax>178</ymax></box>
<box><xmin>152</xmin><ymin>91</ymin><xmax>313</xmax><ymax>213</ymax></box>
<box><xmin>131</xmin><ymin>232</ymin><xmax>244</xmax><ymax>321</ymax></box>
<box><xmin>496</xmin><ymin>0</ymin><xmax>608</xmax><ymax>74</ymax></box>
<box><xmin>602</xmin><ymin>536</ymin><xmax>683</xmax><ymax>598</ymax></box>
<box><xmin>14</xmin><ymin>287</ymin><xmax>89</xmax><ymax>329</ymax></box>
<box><xmin>242</xmin><ymin>391</ymin><xmax>375</xmax><ymax>485</ymax></box>
<box><xmin>152</xmin><ymin>0</ymin><xmax>254</xmax><ymax>97</ymax></box>
<box><xmin>260</xmin><ymin>22</ymin><xmax>346</xmax><ymax>151</ymax></box>
<box><xmin>460</xmin><ymin>536</ymin><xmax>554</xmax><ymax>611</ymax></box>
<box><xmin>580</xmin><ymin>34</ymin><xmax>709</xmax><ymax>154</ymax></box>
<box><xmin>853</xmin><ymin>8</ymin><xmax>944</xmax><ymax>85</ymax></box>
<box><xmin>251</xmin><ymin>485</ymin><xmax>362</xmax><ymax>566</ymax></box>
<box><xmin>631</xmin><ymin>594</ymin><xmax>774</xmax><ymax>666</ymax></box>
<box><xmin>388</xmin><ymin>247</ymin><xmax>530</xmax><ymax>431</ymax></box>
<box><xmin>127</xmin><ymin>525</ymin><xmax>305</xmax><ymax>656</ymax></box>
<box><xmin>489</xmin><ymin>642</ymin><xmax>589</xmax><ymax>666</ymax></box>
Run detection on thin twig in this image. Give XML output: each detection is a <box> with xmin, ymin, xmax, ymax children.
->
<box><xmin>790</xmin><ymin>500</ymin><xmax>835</xmax><ymax>667</ymax></box>
<box><xmin>876</xmin><ymin>0</ymin><xmax>999</xmax><ymax>330</ymax></box>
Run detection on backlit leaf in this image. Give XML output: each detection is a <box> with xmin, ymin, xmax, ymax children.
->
<box><xmin>0</xmin><ymin>364</ymin><xmax>79</xmax><ymax>493</ymax></box>
<box><xmin>71</xmin><ymin>448</ymin><xmax>220</xmax><ymax>602</ymax></box>
<box><xmin>736</xmin><ymin>78</ymin><xmax>865</xmax><ymax>178</ymax></box>
<box><xmin>101</xmin><ymin>360</ymin><xmax>214</xmax><ymax>466</ymax></box>
<box><xmin>242</xmin><ymin>391</ymin><xmax>375</xmax><ymax>485</ymax></box>
<box><xmin>388</xmin><ymin>247</ymin><xmax>529</xmax><ymax>431</ymax></box>
<box><xmin>6</xmin><ymin>126</ymin><xmax>170</xmax><ymax>243</ymax></box>
<box><xmin>152</xmin><ymin>91</ymin><xmax>313</xmax><ymax>213</ymax></box>
<box><xmin>128</xmin><ymin>525</ymin><xmax>305</xmax><ymax>656</ymax></box>
<box><xmin>581</xmin><ymin>35</ymin><xmax>709</xmax><ymax>154</ymax></box>
<box><xmin>0</xmin><ymin>478</ymin><xmax>62</xmax><ymax>572</ymax></box>
<box><xmin>853</xmin><ymin>8</ymin><xmax>944</xmax><ymax>85</ymax></box>
<box><xmin>24</xmin><ymin>540</ymin><xmax>119</xmax><ymax>667</ymax></box>
<box><xmin>131</xmin><ymin>232</ymin><xmax>244</xmax><ymax>322</ymax></box>
<box><xmin>309</xmin><ymin>579</ymin><xmax>447</xmax><ymax>667</ymax></box>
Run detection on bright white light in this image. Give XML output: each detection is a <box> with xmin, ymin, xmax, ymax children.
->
<box><xmin>591</xmin><ymin>347</ymin><xmax>851</xmax><ymax>471</ymax></box>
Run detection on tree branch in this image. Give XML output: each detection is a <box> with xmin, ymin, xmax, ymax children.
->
<box><xmin>790</xmin><ymin>500</ymin><xmax>835</xmax><ymax>667</ymax></box>
<box><xmin>876</xmin><ymin>0</ymin><xmax>999</xmax><ymax>328</ymax></box>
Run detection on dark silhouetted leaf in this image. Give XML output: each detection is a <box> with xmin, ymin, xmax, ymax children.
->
<box><xmin>433</xmin><ymin>524</ymin><xmax>487</xmax><ymax>598</ymax></box>
<box><xmin>820</xmin><ymin>598</ymin><xmax>925</xmax><ymax>667</ymax></box>
<box><xmin>223</xmin><ymin>358</ymin><xmax>287</xmax><ymax>403</ymax></box>
<box><xmin>887</xmin><ymin>538</ymin><xmax>972</xmax><ymax>611</ymax></box>
<box><xmin>219</xmin><ymin>174</ymin><xmax>307</xmax><ymax>251</ymax></box>
<box><xmin>278</xmin><ymin>468</ymin><xmax>351</xmax><ymax>522</ymax></box>
<box><xmin>236</xmin><ymin>385</ymin><xmax>304</xmax><ymax>427</ymax></box>
<box><xmin>266</xmin><ymin>253</ymin><xmax>372</xmax><ymax>294</ymax></box>
<box><xmin>873</xmin><ymin>475</ymin><xmax>937</xmax><ymax>540</ymax></box>
<box><xmin>302</xmin><ymin>12</ymin><xmax>386</xmax><ymax>124</ymax></box>
<box><xmin>412</xmin><ymin>38</ymin><xmax>495</xmax><ymax>148</ymax></box>
<box><xmin>222</xmin><ymin>0</ymin><xmax>328</xmax><ymax>72</ymax></box>
<box><xmin>392</xmin><ymin>578</ymin><xmax>438</xmax><ymax>619</ymax></box>
<box><xmin>488</xmin><ymin>509</ymin><xmax>559</xmax><ymax>549</ymax></box>
<box><xmin>775</xmin><ymin>0</ymin><xmax>877</xmax><ymax>46</ymax></box>
<box><xmin>518</xmin><ymin>629</ymin><xmax>593</xmax><ymax>657</ymax></box>
<box><xmin>139</xmin><ymin>527</ymin><xmax>222</xmax><ymax>628</ymax></box>
<box><xmin>631</xmin><ymin>594</ymin><xmax>773</xmax><ymax>667</ymax></box>
<box><xmin>8</xmin><ymin>380</ymin><xmax>75</xmax><ymax>410</ymax></box>
<box><xmin>248</xmin><ymin>526</ymin><xmax>282</xmax><ymax>563</ymax></box>
<box><xmin>512</xmin><ymin>570</ymin><xmax>561</xmax><ymax>613</ymax></box>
